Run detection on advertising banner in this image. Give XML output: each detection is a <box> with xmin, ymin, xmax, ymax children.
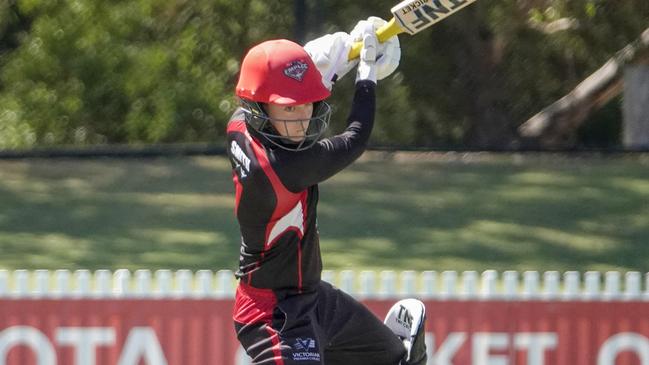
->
<box><xmin>1</xmin><ymin>299</ymin><xmax>648</xmax><ymax>365</ymax></box>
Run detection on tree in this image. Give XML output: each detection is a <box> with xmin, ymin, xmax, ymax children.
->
<box><xmin>0</xmin><ymin>0</ymin><xmax>293</xmax><ymax>148</ymax></box>
<box><xmin>0</xmin><ymin>0</ymin><xmax>647</xmax><ymax>149</ymax></box>
<box><xmin>324</xmin><ymin>0</ymin><xmax>649</xmax><ymax>148</ymax></box>
<box><xmin>623</xmin><ymin>61</ymin><xmax>649</xmax><ymax>149</ymax></box>
<box><xmin>518</xmin><ymin>27</ymin><xmax>649</xmax><ymax>148</ymax></box>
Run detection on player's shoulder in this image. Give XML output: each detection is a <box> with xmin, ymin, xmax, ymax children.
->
<box><xmin>226</xmin><ymin>112</ymin><xmax>264</xmax><ymax>181</ymax></box>
<box><xmin>227</xmin><ymin>108</ymin><xmax>247</xmax><ymax>135</ymax></box>
<box><xmin>226</xmin><ymin>110</ymin><xmax>257</xmax><ymax>156</ymax></box>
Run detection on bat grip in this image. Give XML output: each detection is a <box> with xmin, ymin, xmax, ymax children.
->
<box><xmin>348</xmin><ymin>18</ymin><xmax>403</xmax><ymax>60</ymax></box>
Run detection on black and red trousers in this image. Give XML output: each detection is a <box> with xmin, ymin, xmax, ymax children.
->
<box><xmin>233</xmin><ymin>280</ymin><xmax>406</xmax><ymax>365</ymax></box>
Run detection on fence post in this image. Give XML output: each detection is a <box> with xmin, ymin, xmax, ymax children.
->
<box><xmin>322</xmin><ymin>270</ymin><xmax>335</xmax><ymax>286</ymax></box>
<box><xmin>75</xmin><ymin>270</ymin><xmax>91</xmax><ymax>297</ymax></box>
<box><xmin>196</xmin><ymin>270</ymin><xmax>214</xmax><ymax>298</ymax></box>
<box><xmin>584</xmin><ymin>271</ymin><xmax>601</xmax><ymax>300</ymax></box>
<box><xmin>503</xmin><ymin>271</ymin><xmax>519</xmax><ymax>300</ymax></box>
<box><xmin>380</xmin><ymin>271</ymin><xmax>397</xmax><ymax>299</ymax></box>
<box><xmin>522</xmin><ymin>271</ymin><xmax>540</xmax><ymax>300</ymax></box>
<box><xmin>114</xmin><ymin>269</ymin><xmax>131</xmax><ymax>297</ymax></box>
<box><xmin>625</xmin><ymin>271</ymin><xmax>641</xmax><ymax>300</ymax></box>
<box><xmin>95</xmin><ymin>270</ymin><xmax>112</xmax><ymax>298</ymax></box>
<box><xmin>401</xmin><ymin>271</ymin><xmax>417</xmax><ymax>297</ymax></box>
<box><xmin>0</xmin><ymin>270</ymin><xmax>8</xmax><ymax>297</ymax></box>
<box><xmin>481</xmin><ymin>270</ymin><xmax>498</xmax><ymax>299</ymax></box>
<box><xmin>441</xmin><ymin>271</ymin><xmax>458</xmax><ymax>299</ymax></box>
<box><xmin>461</xmin><ymin>271</ymin><xmax>478</xmax><ymax>299</ymax></box>
<box><xmin>15</xmin><ymin>270</ymin><xmax>29</xmax><ymax>297</ymax></box>
<box><xmin>543</xmin><ymin>271</ymin><xmax>560</xmax><ymax>300</ymax></box>
<box><xmin>134</xmin><ymin>270</ymin><xmax>152</xmax><ymax>298</ymax></box>
<box><xmin>54</xmin><ymin>270</ymin><xmax>71</xmax><ymax>298</ymax></box>
<box><xmin>604</xmin><ymin>271</ymin><xmax>621</xmax><ymax>300</ymax></box>
<box><xmin>34</xmin><ymin>270</ymin><xmax>49</xmax><ymax>298</ymax></box>
<box><xmin>175</xmin><ymin>270</ymin><xmax>193</xmax><ymax>297</ymax></box>
<box><xmin>360</xmin><ymin>271</ymin><xmax>377</xmax><ymax>299</ymax></box>
<box><xmin>217</xmin><ymin>270</ymin><xmax>234</xmax><ymax>298</ymax></box>
<box><xmin>420</xmin><ymin>271</ymin><xmax>437</xmax><ymax>299</ymax></box>
<box><xmin>563</xmin><ymin>271</ymin><xmax>580</xmax><ymax>300</ymax></box>
<box><xmin>155</xmin><ymin>270</ymin><xmax>173</xmax><ymax>298</ymax></box>
<box><xmin>340</xmin><ymin>270</ymin><xmax>355</xmax><ymax>295</ymax></box>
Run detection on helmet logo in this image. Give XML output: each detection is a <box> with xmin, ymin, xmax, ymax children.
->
<box><xmin>283</xmin><ymin>60</ymin><xmax>308</xmax><ymax>82</ymax></box>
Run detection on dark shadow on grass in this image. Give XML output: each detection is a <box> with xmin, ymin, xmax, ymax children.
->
<box><xmin>318</xmin><ymin>160</ymin><xmax>649</xmax><ymax>272</ymax></box>
<box><xmin>0</xmin><ymin>157</ymin><xmax>241</xmax><ymax>271</ymax></box>
<box><xmin>1</xmin><ymin>156</ymin><xmax>647</xmax><ymax>273</ymax></box>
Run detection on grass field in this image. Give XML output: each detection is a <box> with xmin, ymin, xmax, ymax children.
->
<box><xmin>1</xmin><ymin>152</ymin><xmax>648</xmax><ymax>273</ymax></box>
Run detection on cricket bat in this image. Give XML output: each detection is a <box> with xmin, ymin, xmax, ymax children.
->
<box><xmin>348</xmin><ymin>0</ymin><xmax>479</xmax><ymax>60</ymax></box>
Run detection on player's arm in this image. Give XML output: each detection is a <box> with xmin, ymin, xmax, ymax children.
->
<box><xmin>273</xmin><ymin>21</ymin><xmax>396</xmax><ymax>192</ymax></box>
<box><xmin>271</xmin><ymin>83</ymin><xmax>374</xmax><ymax>193</ymax></box>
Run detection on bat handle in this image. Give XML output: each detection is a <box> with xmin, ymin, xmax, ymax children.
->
<box><xmin>348</xmin><ymin>18</ymin><xmax>404</xmax><ymax>60</ymax></box>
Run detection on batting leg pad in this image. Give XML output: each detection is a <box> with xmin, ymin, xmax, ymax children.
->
<box><xmin>383</xmin><ymin>298</ymin><xmax>427</xmax><ymax>365</ymax></box>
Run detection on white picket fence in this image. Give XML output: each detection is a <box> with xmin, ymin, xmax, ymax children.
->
<box><xmin>0</xmin><ymin>269</ymin><xmax>648</xmax><ymax>301</ymax></box>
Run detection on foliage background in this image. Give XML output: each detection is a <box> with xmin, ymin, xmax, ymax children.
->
<box><xmin>0</xmin><ymin>0</ymin><xmax>648</xmax><ymax>149</ymax></box>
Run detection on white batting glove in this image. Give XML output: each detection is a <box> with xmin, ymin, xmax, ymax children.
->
<box><xmin>304</xmin><ymin>32</ymin><xmax>359</xmax><ymax>90</ymax></box>
<box><xmin>355</xmin><ymin>21</ymin><xmax>378</xmax><ymax>83</ymax></box>
<box><xmin>350</xmin><ymin>16</ymin><xmax>401</xmax><ymax>80</ymax></box>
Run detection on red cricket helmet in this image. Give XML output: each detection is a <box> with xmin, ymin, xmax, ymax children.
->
<box><xmin>236</xmin><ymin>39</ymin><xmax>330</xmax><ymax>105</ymax></box>
<box><xmin>234</xmin><ymin>39</ymin><xmax>333</xmax><ymax>152</ymax></box>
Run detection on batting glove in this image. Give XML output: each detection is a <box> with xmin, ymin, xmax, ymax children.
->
<box><xmin>351</xmin><ymin>16</ymin><xmax>401</xmax><ymax>81</ymax></box>
<box><xmin>354</xmin><ymin>21</ymin><xmax>378</xmax><ymax>83</ymax></box>
<box><xmin>304</xmin><ymin>32</ymin><xmax>359</xmax><ymax>90</ymax></box>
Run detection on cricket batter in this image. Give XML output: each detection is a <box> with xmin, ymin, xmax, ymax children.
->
<box><xmin>226</xmin><ymin>18</ymin><xmax>427</xmax><ymax>365</ymax></box>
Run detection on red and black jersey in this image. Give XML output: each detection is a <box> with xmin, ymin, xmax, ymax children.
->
<box><xmin>226</xmin><ymin>81</ymin><xmax>375</xmax><ymax>294</ymax></box>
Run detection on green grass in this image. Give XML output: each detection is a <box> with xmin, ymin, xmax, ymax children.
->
<box><xmin>1</xmin><ymin>153</ymin><xmax>648</xmax><ymax>273</ymax></box>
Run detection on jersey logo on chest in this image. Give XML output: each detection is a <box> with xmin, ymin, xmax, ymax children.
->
<box><xmin>267</xmin><ymin>199</ymin><xmax>306</xmax><ymax>247</ymax></box>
